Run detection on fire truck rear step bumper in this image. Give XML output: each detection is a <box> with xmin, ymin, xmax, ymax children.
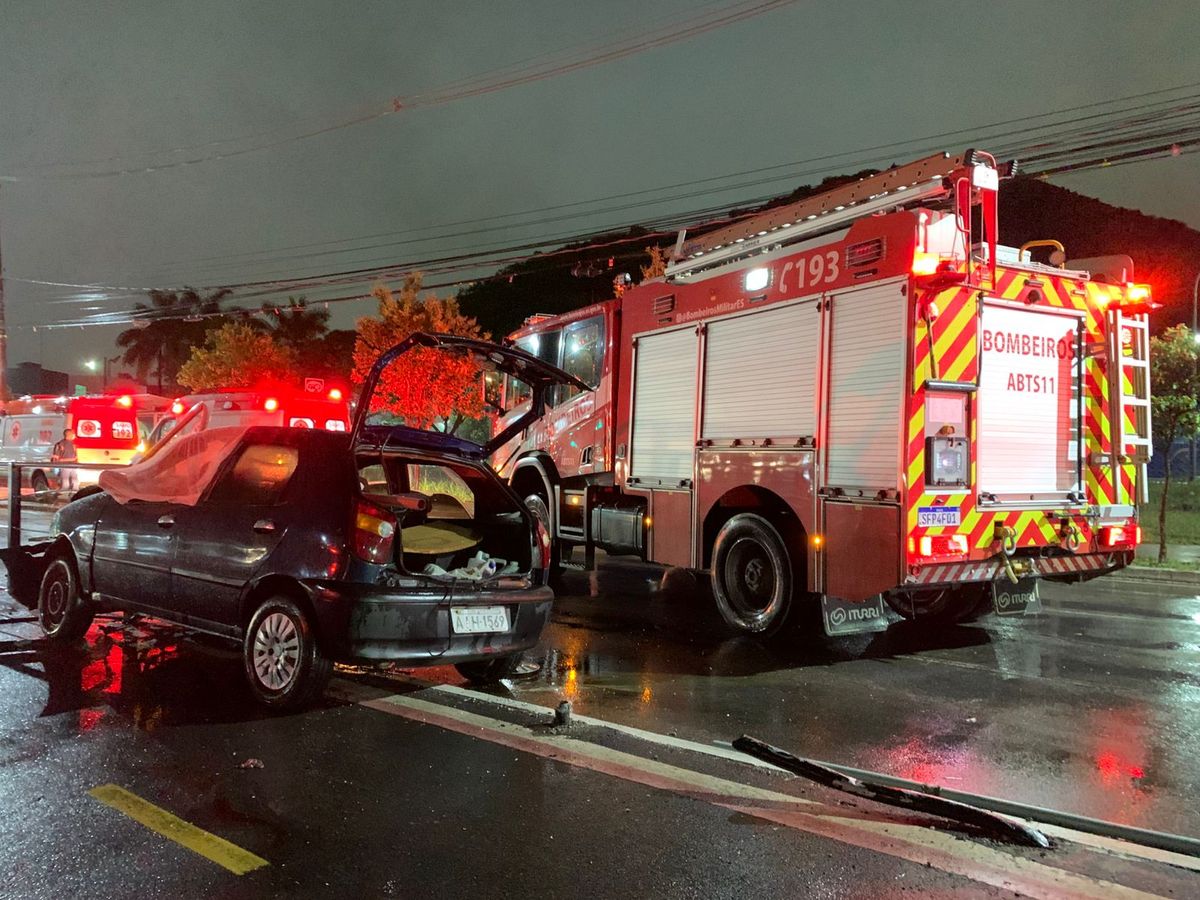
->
<box><xmin>907</xmin><ymin>552</ymin><xmax>1128</xmax><ymax>587</ymax></box>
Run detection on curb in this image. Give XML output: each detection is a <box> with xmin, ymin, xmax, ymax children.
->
<box><xmin>1113</xmin><ymin>566</ymin><xmax>1200</xmax><ymax>586</ymax></box>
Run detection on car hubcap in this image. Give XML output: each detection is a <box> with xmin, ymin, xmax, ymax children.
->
<box><xmin>43</xmin><ymin>576</ymin><xmax>67</xmax><ymax>631</ymax></box>
<box><xmin>253</xmin><ymin>613</ymin><xmax>300</xmax><ymax>691</ymax></box>
<box><xmin>726</xmin><ymin>538</ymin><xmax>776</xmax><ymax>623</ymax></box>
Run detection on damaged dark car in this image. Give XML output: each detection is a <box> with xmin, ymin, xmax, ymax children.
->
<box><xmin>31</xmin><ymin>334</ymin><xmax>587</xmax><ymax>710</ymax></box>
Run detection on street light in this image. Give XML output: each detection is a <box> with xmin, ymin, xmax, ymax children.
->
<box><xmin>83</xmin><ymin>359</ymin><xmax>99</xmax><ymax>372</ymax></box>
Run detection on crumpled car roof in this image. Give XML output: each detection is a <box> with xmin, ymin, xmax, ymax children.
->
<box><xmin>99</xmin><ymin>425</ymin><xmax>249</xmax><ymax>506</ymax></box>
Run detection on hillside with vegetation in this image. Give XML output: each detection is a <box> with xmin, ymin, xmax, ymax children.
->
<box><xmin>456</xmin><ymin>173</ymin><xmax>1200</xmax><ymax>339</ymax></box>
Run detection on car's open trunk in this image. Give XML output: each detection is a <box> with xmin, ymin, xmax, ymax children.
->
<box><xmin>358</xmin><ymin>452</ymin><xmax>534</xmax><ymax>586</ymax></box>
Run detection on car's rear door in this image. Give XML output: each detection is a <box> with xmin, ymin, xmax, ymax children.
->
<box><xmin>168</xmin><ymin>438</ymin><xmax>303</xmax><ymax>632</ymax></box>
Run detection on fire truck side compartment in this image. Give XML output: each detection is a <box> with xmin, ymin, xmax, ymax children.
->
<box><xmin>823</xmin><ymin>501</ymin><xmax>902</xmax><ymax>602</ymax></box>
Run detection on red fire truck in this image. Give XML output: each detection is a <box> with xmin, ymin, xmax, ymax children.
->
<box><xmin>495</xmin><ymin>149</ymin><xmax>1153</xmax><ymax>636</ymax></box>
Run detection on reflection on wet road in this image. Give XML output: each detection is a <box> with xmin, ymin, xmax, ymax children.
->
<box><xmin>488</xmin><ymin>560</ymin><xmax>1200</xmax><ymax>838</ymax></box>
<box><xmin>3</xmin><ymin>553</ymin><xmax>1198</xmax><ymax>846</ymax></box>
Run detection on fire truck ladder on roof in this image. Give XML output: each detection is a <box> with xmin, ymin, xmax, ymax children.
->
<box><xmin>1106</xmin><ymin>308</ymin><xmax>1152</xmax><ymax>504</ymax></box>
<box><xmin>666</xmin><ymin>150</ymin><xmax>972</xmax><ymax>279</ymax></box>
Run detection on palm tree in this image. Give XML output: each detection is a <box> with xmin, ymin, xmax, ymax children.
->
<box><xmin>260</xmin><ymin>297</ymin><xmax>330</xmax><ymax>348</ymax></box>
<box><xmin>116</xmin><ymin>287</ymin><xmax>233</xmax><ymax>392</ymax></box>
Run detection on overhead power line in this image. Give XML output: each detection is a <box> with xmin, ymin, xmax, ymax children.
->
<box><xmin>17</xmin><ymin>82</ymin><xmax>1200</xmax><ymax>301</ymax></box>
<box><xmin>0</xmin><ymin>0</ymin><xmax>800</xmax><ymax>182</ymax></box>
<box><xmin>14</xmin><ymin>83</ymin><xmax>1200</xmax><ymax>329</ymax></box>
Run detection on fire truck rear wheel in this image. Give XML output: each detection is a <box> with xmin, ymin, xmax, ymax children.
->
<box><xmin>711</xmin><ymin>514</ymin><xmax>792</xmax><ymax>635</ymax></box>
<box><xmin>884</xmin><ymin>585</ymin><xmax>992</xmax><ymax>624</ymax></box>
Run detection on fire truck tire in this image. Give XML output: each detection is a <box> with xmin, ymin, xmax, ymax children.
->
<box><xmin>524</xmin><ymin>493</ymin><xmax>561</xmax><ymax>575</ymax></box>
<box><xmin>711</xmin><ymin>514</ymin><xmax>793</xmax><ymax>635</ymax></box>
<box><xmin>243</xmin><ymin>596</ymin><xmax>333</xmax><ymax>712</ymax></box>
<box><xmin>885</xmin><ymin>585</ymin><xmax>992</xmax><ymax>624</ymax></box>
<box><xmin>38</xmin><ymin>553</ymin><xmax>94</xmax><ymax>643</ymax></box>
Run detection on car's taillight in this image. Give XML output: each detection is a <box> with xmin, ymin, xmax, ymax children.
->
<box><xmin>533</xmin><ymin>518</ymin><xmax>551</xmax><ymax>571</ymax></box>
<box><xmin>908</xmin><ymin>534</ymin><xmax>969</xmax><ymax>558</ymax></box>
<box><xmin>1100</xmin><ymin>524</ymin><xmax>1141</xmax><ymax>549</ymax></box>
<box><xmin>353</xmin><ymin>499</ymin><xmax>396</xmax><ymax>563</ymax></box>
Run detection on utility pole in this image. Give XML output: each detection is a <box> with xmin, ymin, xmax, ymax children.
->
<box><xmin>0</xmin><ymin>186</ymin><xmax>7</xmax><ymax>402</ymax></box>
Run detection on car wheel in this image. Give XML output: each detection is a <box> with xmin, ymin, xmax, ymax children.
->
<box><xmin>38</xmin><ymin>553</ymin><xmax>94</xmax><ymax>643</ymax></box>
<box><xmin>243</xmin><ymin>596</ymin><xmax>332</xmax><ymax>711</ymax></box>
<box><xmin>711</xmin><ymin>514</ymin><xmax>793</xmax><ymax>635</ymax></box>
<box><xmin>455</xmin><ymin>652</ymin><xmax>525</xmax><ymax>685</ymax></box>
<box><xmin>30</xmin><ymin>471</ymin><xmax>51</xmax><ymax>500</ymax></box>
<box><xmin>524</xmin><ymin>493</ymin><xmax>561</xmax><ymax>574</ymax></box>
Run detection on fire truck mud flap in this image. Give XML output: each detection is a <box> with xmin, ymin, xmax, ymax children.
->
<box><xmin>820</xmin><ymin>593</ymin><xmax>892</xmax><ymax>636</ymax></box>
<box><xmin>991</xmin><ymin>577</ymin><xmax>1042</xmax><ymax>617</ymax></box>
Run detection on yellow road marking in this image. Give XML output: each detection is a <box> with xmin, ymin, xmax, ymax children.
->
<box><xmin>88</xmin><ymin>784</ymin><xmax>269</xmax><ymax>875</ymax></box>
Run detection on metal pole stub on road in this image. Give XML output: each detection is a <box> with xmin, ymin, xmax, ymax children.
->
<box><xmin>732</xmin><ymin>734</ymin><xmax>1051</xmax><ymax>849</ymax></box>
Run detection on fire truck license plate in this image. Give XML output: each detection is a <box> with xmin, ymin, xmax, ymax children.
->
<box><xmin>450</xmin><ymin>606</ymin><xmax>510</xmax><ymax>634</ymax></box>
<box><xmin>917</xmin><ymin>506</ymin><xmax>960</xmax><ymax>527</ymax></box>
<box><xmin>992</xmin><ymin>578</ymin><xmax>1040</xmax><ymax>616</ymax></box>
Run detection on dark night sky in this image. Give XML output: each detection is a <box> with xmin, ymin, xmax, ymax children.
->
<box><xmin>1</xmin><ymin>0</ymin><xmax>1198</xmax><ymax>377</ymax></box>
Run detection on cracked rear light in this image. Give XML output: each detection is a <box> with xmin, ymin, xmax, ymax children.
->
<box><xmin>352</xmin><ymin>498</ymin><xmax>396</xmax><ymax>563</ymax></box>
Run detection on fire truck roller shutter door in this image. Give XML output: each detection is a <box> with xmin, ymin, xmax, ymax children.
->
<box><xmin>630</xmin><ymin>327</ymin><xmax>699</xmax><ymax>485</ymax></box>
<box><xmin>703</xmin><ymin>300</ymin><xmax>819</xmax><ymax>441</ymax></box>
<box><xmin>826</xmin><ymin>281</ymin><xmax>908</xmax><ymax>491</ymax></box>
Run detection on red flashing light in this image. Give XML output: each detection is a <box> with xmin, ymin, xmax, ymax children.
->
<box><xmin>264</xmin><ymin>397</ymin><xmax>279</xmax><ymax>413</ymax></box>
<box><xmin>909</xmin><ymin>534</ymin><xmax>968</xmax><ymax>558</ymax></box>
<box><xmin>1099</xmin><ymin>524</ymin><xmax>1141</xmax><ymax>549</ymax></box>
<box><xmin>1108</xmin><ymin>283</ymin><xmax>1160</xmax><ymax>315</ymax></box>
<box><xmin>115</xmin><ymin>395</ymin><xmax>133</xmax><ymax>408</ymax></box>
<box><xmin>170</xmin><ymin>400</ymin><xmax>185</xmax><ymax>415</ymax></box>
<box><xmin>911</xmin><ymin>251</ymin><xmax>941</xmax><ymax>276</ymax></box>
<box><xmin>328</xmin><ymin>388</ymin><xmax>343</xmax><ymax>401</ymax></box>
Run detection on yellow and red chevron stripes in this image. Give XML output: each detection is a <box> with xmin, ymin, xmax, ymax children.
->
<box><xmin>905</xmin><ymin>264</ymin><xmax>1133</xmax><ymax>568</ymax></box>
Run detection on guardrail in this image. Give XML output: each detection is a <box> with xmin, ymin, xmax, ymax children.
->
<box><xmin>2</xmin><ymin>461</ymin><xmax>127</xmax><ymax>548</ymax></box>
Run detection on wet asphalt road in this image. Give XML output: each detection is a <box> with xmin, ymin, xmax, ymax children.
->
<box><xmin>503</xmin><ymin>560</ymin><xmax>1200</xmax><ymax>838</ymax></box>
<box><xmin>1</xmin><ymin>551</ymin><xmax>1199</xmax><ymax>896</ymax></box>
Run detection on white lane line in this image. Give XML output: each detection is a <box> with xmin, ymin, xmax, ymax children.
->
<box><xmin>358</xmin><ymin>688</ymin><xmax>1171</xmax><ymax>898</ymax></box>
<box><xmin>339</xmin><ymin>675</ymin><xmax>1200</xmax><ymax>875</ymax></box>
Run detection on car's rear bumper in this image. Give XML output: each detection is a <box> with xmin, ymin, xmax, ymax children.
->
<box><xmin>305</xmin><ymin>580</ymin><xmax>553</xmax><ymax>665</ymax></box>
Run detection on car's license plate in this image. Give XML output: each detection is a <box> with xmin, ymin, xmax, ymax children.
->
<box><xmin>450</xmin><ymin>606</ymin><xmax>510</xmax><ymax>634</ymax></box>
